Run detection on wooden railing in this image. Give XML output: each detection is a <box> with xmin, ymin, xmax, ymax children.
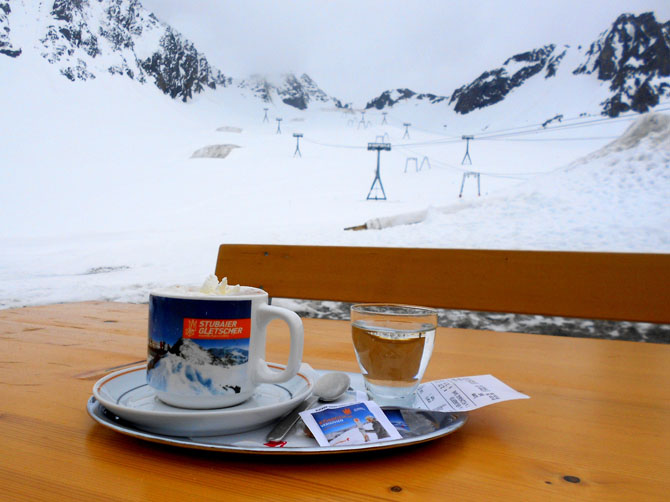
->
<box><xmin>216</xmin><ymin>244</ymin><xmax>670</xmax><ymax>323</ymax></box>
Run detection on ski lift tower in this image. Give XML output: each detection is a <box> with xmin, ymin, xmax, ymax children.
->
<box><xmin>358</xmin><ymin>111</ymin><xmax>367</xmax><ymax>129</ymax></box>
<box><xmin>459</xmin><ymin>172</ymin><xmax>481</xmax><ymax>198</ymax></box>
<box><xmin>263</xmin><ymin>108</ymin><xmax>269</xmax><ymax>123</ymax></box>
<box><xmin>382</xmin><ymin>112</ymin><xmax>388</xmax><ymax>125</ymax></box>
<box><xmin>461</xmin><ymin>135</ymin><xmax>474</xmax><ymax>164</ymax></box>
<box><xmin>276</xmin><ymin>118</ymin><xmax>283</xmax><ymax>134</ymax></box>
<box><xmin>403</xmin><ymin>123</ymin><xmax>411</xmax><ymax>139</ymax></box>
<box><xmin>366</xmin><ymin>142</ymin><xmax>392</xmax><ymax>200</ymax></box>
<box><xmin>459</xmin><ymin>135</ymin><xmax>480</xmax><ymax>197</ymax></box>
<box><xmin>293</xmin><ymin>133</ymin><xmax>303</xmax><ymax>157</ymax></box>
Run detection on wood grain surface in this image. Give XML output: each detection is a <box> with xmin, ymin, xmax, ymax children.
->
<box><xmin>1</xmin><ymin>302</ymin><xmax>669</xmax><ymax>501</ymax></box>
<box><xmin>216</xmin><ymin>244</ymin><xmax>670</xmax><ymax>323</ymax></box>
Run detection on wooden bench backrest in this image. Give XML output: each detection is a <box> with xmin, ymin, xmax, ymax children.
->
<box><xmin>215</xmin><ymin>244</ymin><xmax>670</xmax><ymax>323</ymax></box>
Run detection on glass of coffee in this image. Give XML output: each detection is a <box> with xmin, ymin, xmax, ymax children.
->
<box><xmin>351</xmin><ymin>304</ymin><xmax>437</xmax><ymax>406</ymax></box>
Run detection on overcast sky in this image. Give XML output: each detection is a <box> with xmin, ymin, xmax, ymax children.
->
<box><xmin>140</xmin><ymin>0</ymin><xmax>670</xmax><ymax>103</ymax></box>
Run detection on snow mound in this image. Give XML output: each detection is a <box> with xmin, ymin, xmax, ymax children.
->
<box><xmin>191</xmin><ymin>144</ymin><xmax>240</xmax><ymax>159</ymax></box>
<box><xmin>584</xmin><ymin>113</ymin><xmax>670</xmax><ymax>160</ymax></box>
<box><xmin>216</xmin><ymin>126</ymin><xmax>243</xmax><ymax>133</ymax></box>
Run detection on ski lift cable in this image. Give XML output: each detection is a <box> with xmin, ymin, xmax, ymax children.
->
<box><xmin>302</xmin><ymin>138</ymin><xmax>367</xmax><ymax>149</ymax></box>
<box><xmin>391</xmin><ymin>103</ymin><xmax>670</xmax><ymax>141</ymax></box>
<box><xmin>394</xmin><ymin>143</ymin><xmax>556</xmax><ymax>177</ymax></box>
<box><xmin>312</xmin><ymin>105</ymin><xmax>670</xmax><ymax>150</ymax></box>
<box><xmin>476</xmin><ymin>106</ymin><xmax>670</xmax><ymax>140</ymax></box>
<box><xmin>482</xmin><ymin>103</ymin><xmax>668</xmax><ymax>137</ymax></box>
<box><xmin>481</xmin><ymin>136</ymin><xmax>620</xmax><ymax>142</ymax></box>
<box><xmin>477</xmin><ymin>117</ymin><xmax>633</xmax><ymax>139</ymax></box>
<box><xmin>393</xmin><ymin>144</ymin><xmax>467</xmax><ymax>172</ymax></box>
<box><xmin>379</xmin><ymin>104</ymin><xmax>670</xmax><ymax>148</ymax></box>
<box><xmin>386</xmin><ymin>108</ymin><xmax>585</xmax><ymax>138</ymax></box>
<box><xmin>473</xmin><ymin>116</ymin><xmax>633</xmax><ymax>140</ymax></box>
<box><xmin>385</xmin><ymin>113</ymin><xmax>461</xmax><ymax>138</ymax></box>
<box><xmin>393</xmin><ymin>111</ymin><xmax>649</xmax><ymax>147</ymax></box>
<box><xmin>394</xmin><ymin>145</ymin><xmax>508</xmax><ymax>177</ymax></box>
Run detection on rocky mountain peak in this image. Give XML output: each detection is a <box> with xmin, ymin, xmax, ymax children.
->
<box><xmin>0</xmin><ymin>0</ymin><xmax>21</xmax><ymax>57</ymax></box>
<box><xmin>3</xmin><ymin>4</ymin><xmax>667</xmax><ymax>115</ymax></box>
<box><xmin>449</xmin><ymin>44</ymin><xmax>559</xmax><ymax>114</ymax></box>
<box><xmin>365</xmin><ymin>88</ymin><xmax>447</xmax><ymax>110</ymax></box>
<box><xmin>237</xmin><ymin>72</ymin><xmax>348</xmax><ymax>110</ymax></box>
<box><xmin>363</xmin><ymin>12</ymin><xmax>669</xmax><ymax>118</ymax></box>
<box><xmin>574</xmin><ymin>12</ymin><xmax>670</xmax><ymax>116</ymax></box>
<box><xmin>5</xmin><ymin>0</ymin><xmax>228</xmax><ymax>101</ymax></box>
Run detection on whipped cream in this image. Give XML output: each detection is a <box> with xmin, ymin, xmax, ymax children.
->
<box><xmin>199</xmin><ymin>274</ymin><xmax>242</xmax><ymax>295</ymax></box>
<box><xmin>152</xmin><ymin>275</ymin><xmax>264</xmax><ymax>298</ymax></box>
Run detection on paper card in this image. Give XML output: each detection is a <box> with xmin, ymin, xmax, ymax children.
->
<box><xmin>300</xmin><ymin>400</ymin><xmax>402</xmax><ymax>447</ymax></box>
<box><xmin>415</xmin><ymin>374</ymin><xmax>529</xmax><ymax>412</ymax></box>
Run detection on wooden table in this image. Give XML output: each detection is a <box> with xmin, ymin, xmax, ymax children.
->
<box><xmin>1</xmin><ymin>302</ymin><xmax>668</xmax><ymax>501</ymax></box>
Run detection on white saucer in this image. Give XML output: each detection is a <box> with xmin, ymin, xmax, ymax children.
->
<box><xmin>92</xmin><ymin>363</ymin><xmax>316</xmax><ymax>436</ymax></box>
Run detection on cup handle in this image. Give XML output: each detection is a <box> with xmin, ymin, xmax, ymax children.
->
<box><xmin>251</xmin><ymin>304</ymin><xmax>304</xmax><ymax>384</ymax></box>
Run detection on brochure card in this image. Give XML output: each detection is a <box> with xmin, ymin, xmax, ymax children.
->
<box><xmin>416</xmin><ymin>374</ymin><xmax>529</xmax><ymax>412</ymax></box>
<box><xmin>300</xmin><ymin>401</ymin><xmax>402</xmax><ymax>447</ymax></box>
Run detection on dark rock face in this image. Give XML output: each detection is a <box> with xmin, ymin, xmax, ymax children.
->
<box><xmin>42</xmin><ymin>0</ymin><xmax>101</xmax><ymax>77</ymax></box>
<box><xmin>0</xmin><ymin>0</ymin><xmax>21</xmax><ymax>57</ymax></box>
<box><xmin>574</xmin><ymin>12</ymin><xmax>670</xmax><ymax>116</ymax></box>
<box><xmin>141</xmin><ymin>27</ymin><xmax>228</xmax><ymax>102</ymax></box>
<box><xmin>101</xmin><ymin>0</ymin><xmax>146</xmax><ymax>51</ymax></box>
<box><xmin>36</xmin><ymin>0</ymin><xmax>227</xmax><ymax>99</ymax></box>
<box><xmin>365</xmin><ymin>88</ymin><xmax>446</xmax><ymax>110</ymax></box>
<box><xmin>449</xmin><ymin>44</ymin><xmax>557</xmax><ymax>114</ymax></box>
<box><xmin>366</xmin><ymin>89</ymin><xmax>416</xmax><ymax>109</ymax></box>
<box><xmin>280</xmin><ymin>73</ymin><xmax>311</xmax><ymax>109</ymax></box>
<box><xmin>545</xmin><ymin>48</ymin><xmax>567</xmax><ymax>78</ymax></box>
<box><xmin>542</xmin><ymin>114</ymin><xmax>564</xmax><ymax>127</ymax></box>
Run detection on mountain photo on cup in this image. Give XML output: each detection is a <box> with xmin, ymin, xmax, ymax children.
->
<box><xmin>147</xmin><ymin>336</ymin><xmax>249</xmax><ymax>396</ymax></box>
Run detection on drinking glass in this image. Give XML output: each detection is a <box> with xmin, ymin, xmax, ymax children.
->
<box><xmin>351</xmin><ymin>304</ymin><xmax>437</xmax><ymax>406</ymax></box>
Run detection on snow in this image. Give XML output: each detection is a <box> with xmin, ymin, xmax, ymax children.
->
<box><xmin>147</xmin><ymin>340</ymin><xmax>248</xmax><ymax>395</ymax></box>
<box><xmin>1</xmin><ymin>10</ymin><xmax>669</xmax><ymax>310</ymax></box>
<box><xmin>501</xmin><ymin>57</ymin><xmax>535</xmax><ymax>77</ymax></box>
<box><xmin>367</xmin><ymin>113</ymin><xmax>670</xmax><ymax>251</ymax></box>
<box><xmin>191</xmin><ymin>144</ymin><xmax>240</xmax><ymax>159</ymax></box>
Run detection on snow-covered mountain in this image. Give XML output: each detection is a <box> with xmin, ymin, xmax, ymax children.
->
<box><xmin>574</xmin><ymin>12</ymin><xmax>670</xmax><ymax>116</ymax></box>
<box><xmin>1</xmin><ymin>0</ymin><xmax>343</xmax><ymax>107</ymax></box>
<box><xmin>169</xmin><ymin>338</ymin><xmax>248</xmax><ymax>368</ymax></box>
<box><xmin>147</xmin><ymin>338</ymin><xmax>249</xmax><ymax>397</ymax></box>
<box><xmin>448</xmin><ymin>44</ymin><xmax>565</xmax><ymax>114</ymax></box>
<box><xmin>236</xmin><ymin>73</ymin><xmax>350</xmax><ymax>110</ymax></box>
<box><xmin>365</xmin><ymin>88</ymin><xmax>448</xmax><ymax>110</ymax></box>
<box><xmin>366</xmin><ymin>12</ymin><xmax>670</xmax><ymax>117</ymax></box>
<box><xmin>3</xmin><ymin>2</ymin><xmax>667</xmax><ymax>116</ymax></box>
<box><xmin>17</xmin><ymin>0</ymin><xmax>229</xmax><ymax>101</ymax></box>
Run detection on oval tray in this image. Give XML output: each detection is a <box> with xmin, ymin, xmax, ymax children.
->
<box><xmin>87</xmin><ymin>369</ymin><xmax>467</xmax><ymax>455</ymax></box>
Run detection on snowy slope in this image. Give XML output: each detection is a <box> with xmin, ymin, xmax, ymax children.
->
<box><xmin>0</xmin><ymin>4</ymin><xmax>668</xmax><ymax>309</ymax></box>
<box><xmin>362</xmin><ymin>113</ymin><xmax>669</xmax><ymax>251</ymax></box>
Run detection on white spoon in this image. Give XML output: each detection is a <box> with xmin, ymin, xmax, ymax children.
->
<box><xmin>266</xmin><ymin>371</ymin><xmax>350</xmax><ymax>442</ymax></box>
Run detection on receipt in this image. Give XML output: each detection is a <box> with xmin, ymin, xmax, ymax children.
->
<box><xmin>416</xmin><ymin>375</ymin><xmax>529</xmax><ymax>412</ymax></box>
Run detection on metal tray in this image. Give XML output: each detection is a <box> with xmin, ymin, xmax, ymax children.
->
<box><xmin>87</xmin><ymin>370</ymin><xmax>467</xmax><ymax>455</ymax></box>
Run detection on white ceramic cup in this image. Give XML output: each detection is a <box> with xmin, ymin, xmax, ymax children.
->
<box><xmin>146</xmin><ymin>286</ymin><xmax>304</xmax><ymax>409</ymax></box>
